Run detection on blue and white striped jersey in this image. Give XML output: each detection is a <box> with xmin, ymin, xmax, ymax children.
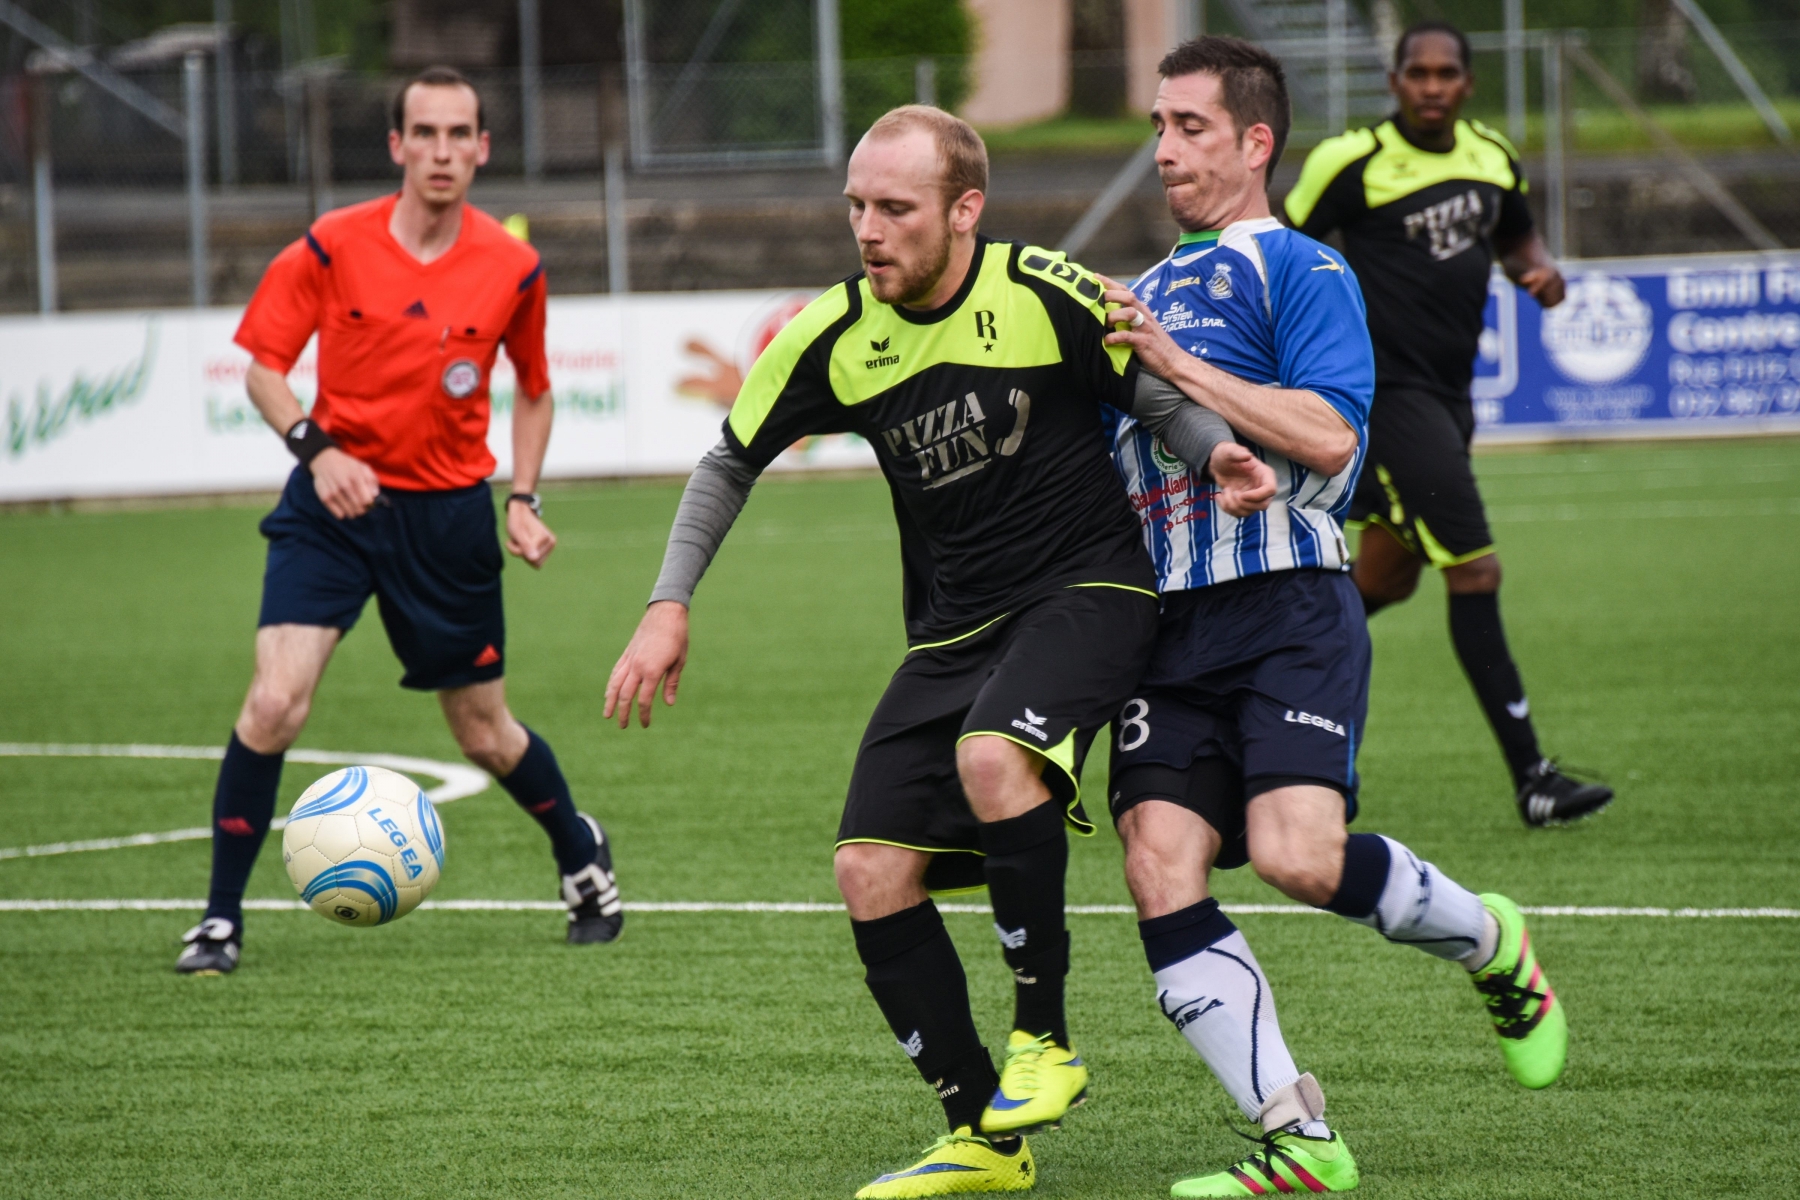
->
<box><xmin>1103</xmin><ymin>216</ymin><xmax>1375</xmax><ymax>591</ymax></box>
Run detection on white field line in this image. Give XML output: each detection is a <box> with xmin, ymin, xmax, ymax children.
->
<box><xmin>0</xmin><ymin>745</ymin><xmax>490</xmax><ymax>862</ymax></box>
<box><xmin>0</xmin><ymin>899</ymin><xmax>1795</xmax><ymax>918</ymax></box>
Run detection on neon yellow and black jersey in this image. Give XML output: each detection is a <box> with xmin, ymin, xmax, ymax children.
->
<box><xmin>1285</xmin><ymin>117</ymin><xmax>1534</xmax><ymax>401</ymax></box>
<box><xmin>723</xmin><ymin>236</ymin><xmax>1155</xmax><ymax>643</ymax></box>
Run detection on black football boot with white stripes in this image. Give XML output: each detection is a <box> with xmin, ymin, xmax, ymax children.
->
<box><xmin>175</xmin><ymin>916</ymin><xmax>242</xmax><ymax>974</ymax></box>
<box><xmin>561</xmin><ymin>813</ymin><xmax>623</xmax><ymax>944</ymax></box>
<box><xmin>1516</xmin><ymin>760</ymin><xmax>1614</xmax><ymax>828</ymax></box>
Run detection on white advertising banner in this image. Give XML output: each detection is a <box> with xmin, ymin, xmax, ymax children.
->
<box><xmin>0</xmin><ymin>288</ymin><xmax>874</xmax><ymax>502</ymax></box>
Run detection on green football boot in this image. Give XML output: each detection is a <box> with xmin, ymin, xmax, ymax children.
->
<box><xmin>1170</xmin><ymin>1130</ymin><xmax>1359</xmax><ymax>1197</ymax></box>
<box><xmin>980</xmin><ymin>1031</ymin><xmax>1089</xmax><ymax>1135</ymax></box>
<box><xmin>1471</xmin><ymin>893</ymin><xmax>1567</xmax><ymax>1089</ymax></box>
<box><xmin>854</xmin><ymin>1127</ymin><xmax>1036</xmax><ymax>1198</ymax></box>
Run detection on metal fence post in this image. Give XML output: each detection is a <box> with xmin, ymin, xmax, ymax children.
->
<box><xmin>30</xmin><ymin>76</ymin><xmax>55</xmax><ymax>314</ymax></box>
<box><xmin>1541</xmin><ymin>33</ymin><xmax>1566</xmax><ymax>259</ymax></box>
<box><xmin>214</xmin><ymin>0</ymin><xmax>237</xmax><ymax>186</ymax></box>
<box><xmin>605</xmin><ymin>143</ymin><xmax>628</xmax><ymax>295</ymax></box>
<box><xmin>1326</xmin><ymin>0</ymin><xmax>1347</xmax><ymax>134</ymax></box>
<box><xmin>185</xmin><ymin>51</ymin><xmax>210</xmax><ymax>308</ymax></box>
<box><xmin>520</xmin><ymin>0</ymin><xmax>543</xmax><ymax>180</ymax></box>
<box><xmin>1505</xmin><ymin>0</ymin><xmax>1526</xmax><ymax>147</ymax></box>
<box><xmin>306</xmin><ymin>71</ymin><xmax>334</xmax><ymax>217</ymax></box>
<box><xmin>816</xmin><ymin>0</ymin><xmax>843</xmax><ymax>167</ymax></box>
<box><xmin>915</xmin><ymin>57</ymin><xmax>936</xmax><ymax>107</ymax></box>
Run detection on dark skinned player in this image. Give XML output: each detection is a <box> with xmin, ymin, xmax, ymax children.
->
<box><xmin>1285</xmin><ymin>22</ymin><xmax>1613</xmax><ymax>827</ymax></box>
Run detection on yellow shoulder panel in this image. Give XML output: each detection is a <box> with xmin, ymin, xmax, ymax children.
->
<box><xmin>1363</xmin><ymin>119</ymin><xmax>1519</xmax><ymax>208</ymax></box>
<box><xmin>1012</xmin><ymin>244</ymin><xmax>1131</xmax><ymax>378</ymax></box>
<box><xmin>1284</xmin><ymin>127</ymin><xmax>1379</xmax><ymax>226</ymax></box>
<box><xmin>727</xmin><ymin>282</ymin><xmax>852</xmax><ymax>447</ymax></box>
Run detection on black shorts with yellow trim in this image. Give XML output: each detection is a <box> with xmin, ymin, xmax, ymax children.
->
<box><xmin>1347</xmin><ymin>386</ymin><xmax>1496</xmax><ymax>568</ymax></box>
<box><xmin>838</xmin><ymin>583</ymin><xmax>1158</xmax><ymax>894</ymax></box>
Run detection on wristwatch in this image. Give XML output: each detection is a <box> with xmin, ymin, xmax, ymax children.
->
<box><xmin>506</xmin><ymin>492</ymin><xmax>542</xmax><ymax>517</ymax></box>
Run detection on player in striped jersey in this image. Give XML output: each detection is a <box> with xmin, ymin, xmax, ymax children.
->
<box><xmin>1096</xmin><ymin>38</ymin><xmax>1567</xmax><ymax>1197</ymax></box>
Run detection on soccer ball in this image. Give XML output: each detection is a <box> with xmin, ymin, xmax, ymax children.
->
<box><xmin>281</xmin><ymin>765</ymin><xmax>445</xmax><ymax>926</ymax></box>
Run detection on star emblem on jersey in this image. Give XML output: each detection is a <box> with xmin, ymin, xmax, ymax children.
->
<box><xmin>441</xmin><ymin>358</ymin><xmax>482</xmax><ymax>399</ymax></box>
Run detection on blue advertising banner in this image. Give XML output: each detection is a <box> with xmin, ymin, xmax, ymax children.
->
<box><xmin>1473</xmin><ymin>252</ymin><xmax>1800</xmax><ymax>442</ymax></box>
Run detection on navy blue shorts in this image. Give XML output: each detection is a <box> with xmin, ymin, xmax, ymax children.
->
<box><xmin>1107</xmin><ymin>568</ymin><xmax>1369</xmax><ymax>869</ymax></box>
<box><xmin>258</xmin><ymin>467</ymin><xmax>506</xmax><ymax>691</ymax></box>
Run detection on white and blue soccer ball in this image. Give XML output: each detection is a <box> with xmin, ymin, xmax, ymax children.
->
<box><xmin>281</xmin><ymin>765</ymin><xmax>445</xmax><ymax>926</ymax></box>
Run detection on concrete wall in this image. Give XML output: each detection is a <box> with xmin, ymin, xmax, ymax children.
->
<box><xmin>960</xmin><ymin>0</ymin><xmax>1072</xmax><ymax>128</ymax></box>
<box><xmin>1123</xmin><ymin>0</ymin><xmax>1177</xmax><ymax>113</ymax></box>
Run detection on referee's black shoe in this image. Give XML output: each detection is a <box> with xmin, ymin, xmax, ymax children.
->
<box><xmin>175</xmin><ymin>916</ymin><xmax>242</xmax><ymax>975</ymax></box>
<box><xmin>1517</xmin><ymin>760</ymin><xmax>1614</xmax><ymax>828</ymax></box>
<box><xmin>561</xmin><ymin>813</ymin><xmax>623</xmax><ymax>944</ymax></box>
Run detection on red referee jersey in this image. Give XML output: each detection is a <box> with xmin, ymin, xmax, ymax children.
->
<box><xmin>236</xmin><ymin>193</ymin><xmax>550</xmax><ymax>491</ymax></box>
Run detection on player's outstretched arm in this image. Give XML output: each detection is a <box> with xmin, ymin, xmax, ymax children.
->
<box><xmin>1099</xmin><ymin>281</ymin><xmax>1358</xmax><ymax>477</ymax></box>
<box><xmin>603</xmin><ymin>439</ymin><xmax>762</xmax><ymax>729</ymax></box>
<box><xmin>1208</xmin><ymin>443</ymin><xmax>1278</xmax><ymax>517</ymax></box>
<box><xmin>246</xmin><ymin>361</ymin><xmax>380</xmax><ymax>520</ymax></box>
<box><xmin>1496</xmin><ymin>230</ymin><xmax>1566</xmax><ymax>308</ymax></box>
<box><xmin>605</xmin><ymin>601</ymin><xmax>690</xmax><ymax>729</ymax></box>
<box><xmin>1127</xmin><ymin>371</ymin><xmax>1276</xmax><ymax>517</ymax></box>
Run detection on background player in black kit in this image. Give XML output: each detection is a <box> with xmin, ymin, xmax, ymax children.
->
<box><xmin>1285</xmin><ymin>22</ymin><xmax>1613</xmax><ymax>827</ymax></box>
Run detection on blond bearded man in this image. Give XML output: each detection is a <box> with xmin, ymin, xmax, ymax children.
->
<box><xmin>606</xmin><ymin>105</ymin><xmax>1272</xmax><ymax>1197</ymax></box>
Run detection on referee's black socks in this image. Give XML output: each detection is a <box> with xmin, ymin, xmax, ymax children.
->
<box><xmin>979</xmin><ymin>799</ymin><xmax>1072</xmax><ymax>1048</ymax></box>
<box><xmin>498</xmin><ymin>727</ymin><xmax>596</xmax><ymax>875</ymax></box>
<box><xmin>204</xmin><ymin>732</ymin><xmax>284</xmax><ymax>925</ymax></box>
<box><xmin>1447</xmin><ymin>592</ymin><xmax>1542</xmax><ymax>786</ymax></box>
<box><xmin>852</xmin><ymin>901</ymin><xmax>997</xmax><ymax>1133</ymax></box>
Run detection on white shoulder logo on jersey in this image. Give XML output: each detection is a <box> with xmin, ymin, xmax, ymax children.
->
<box><xmin>1207</xmin><ymin>264</ymin><xmax>1234</xmax><ymax>300</ymax></box>
<box><xmin>1311</xmin><ymin>251</ymin><xmax>1345</xmax><ymax>273</ymax></box>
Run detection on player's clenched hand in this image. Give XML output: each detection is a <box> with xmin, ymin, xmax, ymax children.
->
<box><xmin>1097</xmin><ymin>278</ymin><xmax>1188</xmax><ymax>383</ymax></box>
<box><xmin>505</xmin><ymin>503</ymin><xmax>557</xmax><ymax>569</ymax></box>
<box><xmin>605</xmin><ymin>600</ymin><xmax>689</xmax><ymax>729</ymax></box>
<box><xmin>309</xmin><ymin>447</ymin><xmax>382</xmax><ymax>520</ymax></box>
<box><xmin>1209</xmin><ymin>442</ymin><xmax>1277</xmax><ymax>517</ymax></box>
<box><xmin>1517</xmin><ymin>265</ymin><xmax>1566</xmax><ymax>308</ymax></box>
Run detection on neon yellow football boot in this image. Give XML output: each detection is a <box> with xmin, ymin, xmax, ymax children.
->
<box><xmin>1170</xmin><ymin>1130</ymin><xmax>1359</xmax><ymax>1197</ymax></box>
<box><xmin>979</xmin><ymin>1031</ymin><xmax>1089</xmax><ymax>1136</ymax></box>
<box><xmin>854</xmin><ymin>1127</ymin><xmax>1036</xmax><ymax>1198</ymax></box>
<box><xmin>1472</xmin><ymin>893</ymin><xmax>1567</xmax><ymax>1089</ymax></box>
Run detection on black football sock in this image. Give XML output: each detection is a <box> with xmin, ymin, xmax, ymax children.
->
<box><xmin>499</xmin><ymin>727</ymin><xmax>596</xmax><ymax>875</ymax></box>
<box><xmin>853</xmin><ymin>901</ymin><xmax>998</xmax><ymax>1133</ymax></box>
<box><xmin>203</xmin><ymin>732</ymin><xmax>285</xmax><ymax>925</ymax></box>
<box><xmin>1448</xmin><ymin>591</ymin><xmax>1543</xmax><ymax>787</ymax></box>
<box><xmin>979</xmin><ymin>799</ymin><xmax>1070</xmax><ymax>1047</ymax></box>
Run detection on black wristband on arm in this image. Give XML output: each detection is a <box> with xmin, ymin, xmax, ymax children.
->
<box><xmin>284</xmin><ymin>417</ymin><xmax>338</xmax><ymax>466</ymax></box>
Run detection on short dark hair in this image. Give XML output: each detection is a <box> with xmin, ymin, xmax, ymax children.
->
<box><xmin>1157</xmin><ymin>36</ymin><xmax>1291</xmax><ymax>184</ymax></box>
<box><xmin>1395</xmin><ymin>21</ymin><xmax>1472</xmax><ymax>71</ymax></box>
<box><xmin>391</xmin><ymin>66</ymin><xmax>485</xmax><ymax>133</ymax></box>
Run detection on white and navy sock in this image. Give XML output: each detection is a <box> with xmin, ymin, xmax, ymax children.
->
<box><xmin>499</xmin><ymin>727</ymin><xmax>597</xmax><ymax>875</ymax></box>
<box><xmin>1140</xmin><ymin>899</ymin><xmax>1327</xmax><ymax>1137</ymax></box>
<box><xmin>1324</xmin><ymin>833</ymin><xmax>1496</xmax><ymax>966</ymax></box>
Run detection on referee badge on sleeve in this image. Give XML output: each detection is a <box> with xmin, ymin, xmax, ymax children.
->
<box><xmin>441</xmin><ymin>359</ymin><xmax>482</xmax><ymax>399</ymax></box>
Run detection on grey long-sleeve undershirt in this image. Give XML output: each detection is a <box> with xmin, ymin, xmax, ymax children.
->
<box><xmin>646</xmin><ymin>373</ymin><xmax>1234</xmax><ymax>606</ymax></box>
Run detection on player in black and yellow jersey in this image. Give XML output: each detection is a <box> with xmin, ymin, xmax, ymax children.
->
<box><xmin>1286</xmin><ymin>22</ymin><xmax>1613</xmax><ymax>828</ymax></box>
<box><xmin>606</xmin><ymin>106</ymin><xmax>1269</xmax><ymax>1197</ymax></box>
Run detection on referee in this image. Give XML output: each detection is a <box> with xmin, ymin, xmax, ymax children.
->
<box><xmin>1285</xmin><ymin>23</ymin><xmax>1613</xmax><ymax>826</ymax></box>
<box><xmin>177</xmin><ymin>68</ymin><xmax>621</xmax><ymax>974</ymax></box>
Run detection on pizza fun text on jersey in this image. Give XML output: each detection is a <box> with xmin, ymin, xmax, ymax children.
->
<box><xmin>1103</xmin><ymin>217</ymin><xmax>1374</xmax><ymax>592</ymax></box>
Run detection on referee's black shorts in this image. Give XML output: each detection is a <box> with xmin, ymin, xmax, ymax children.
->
<box><xmin>1347</xmin><ymin>386</ymin><xmax>1496</xmax><ymax>568</ymax></box>
<box><xmin>837</xmin><ymin>584</ymin><xmax>1158</xmax><ymax>894</ymax></box>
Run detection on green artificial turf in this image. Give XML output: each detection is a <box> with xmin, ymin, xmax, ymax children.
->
<box><xmin>2</xmin><ymin>437</ymin><xmax>1798</xmax><ymax>1198</ymax></box>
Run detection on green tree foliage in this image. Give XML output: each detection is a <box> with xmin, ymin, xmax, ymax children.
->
<box><xmin>840</xmin><ymin>0</ymin><xmax>972</xmax><ymax>133</ymax></box>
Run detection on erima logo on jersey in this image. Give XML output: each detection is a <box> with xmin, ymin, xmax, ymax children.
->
<box><xmin>1207</xmin><ymin>264</ymin><xmax>1234</xmax><ymax>300</ymax></box>
<box><xmin>899</xmin><ymin>1031</ymin><xmax>924</xmax><ymax>1058</ymax></box>
<box><xmin>995</xmin><ymin>923</ymin><xmax>1028</xmax><ymax>950</ymax></box>
<box><xmin>1009</xmin><ymin>708</ymin><xmax>1050</xmax><ymax>742</ymax></box>
<box><xmin>1507</xmin><ymin>698</ymin><xmax>1530</xmax><ymax>719</ymax></box>
<box><xmin>865</xmin><ymin>337</ymin><xmax>900</xmax><ymax>369</ymax></box>
<box><xmin>1285</xmin><ymin>709</ymin><xmax>1347</xmax><ymax>737</ymax></box>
